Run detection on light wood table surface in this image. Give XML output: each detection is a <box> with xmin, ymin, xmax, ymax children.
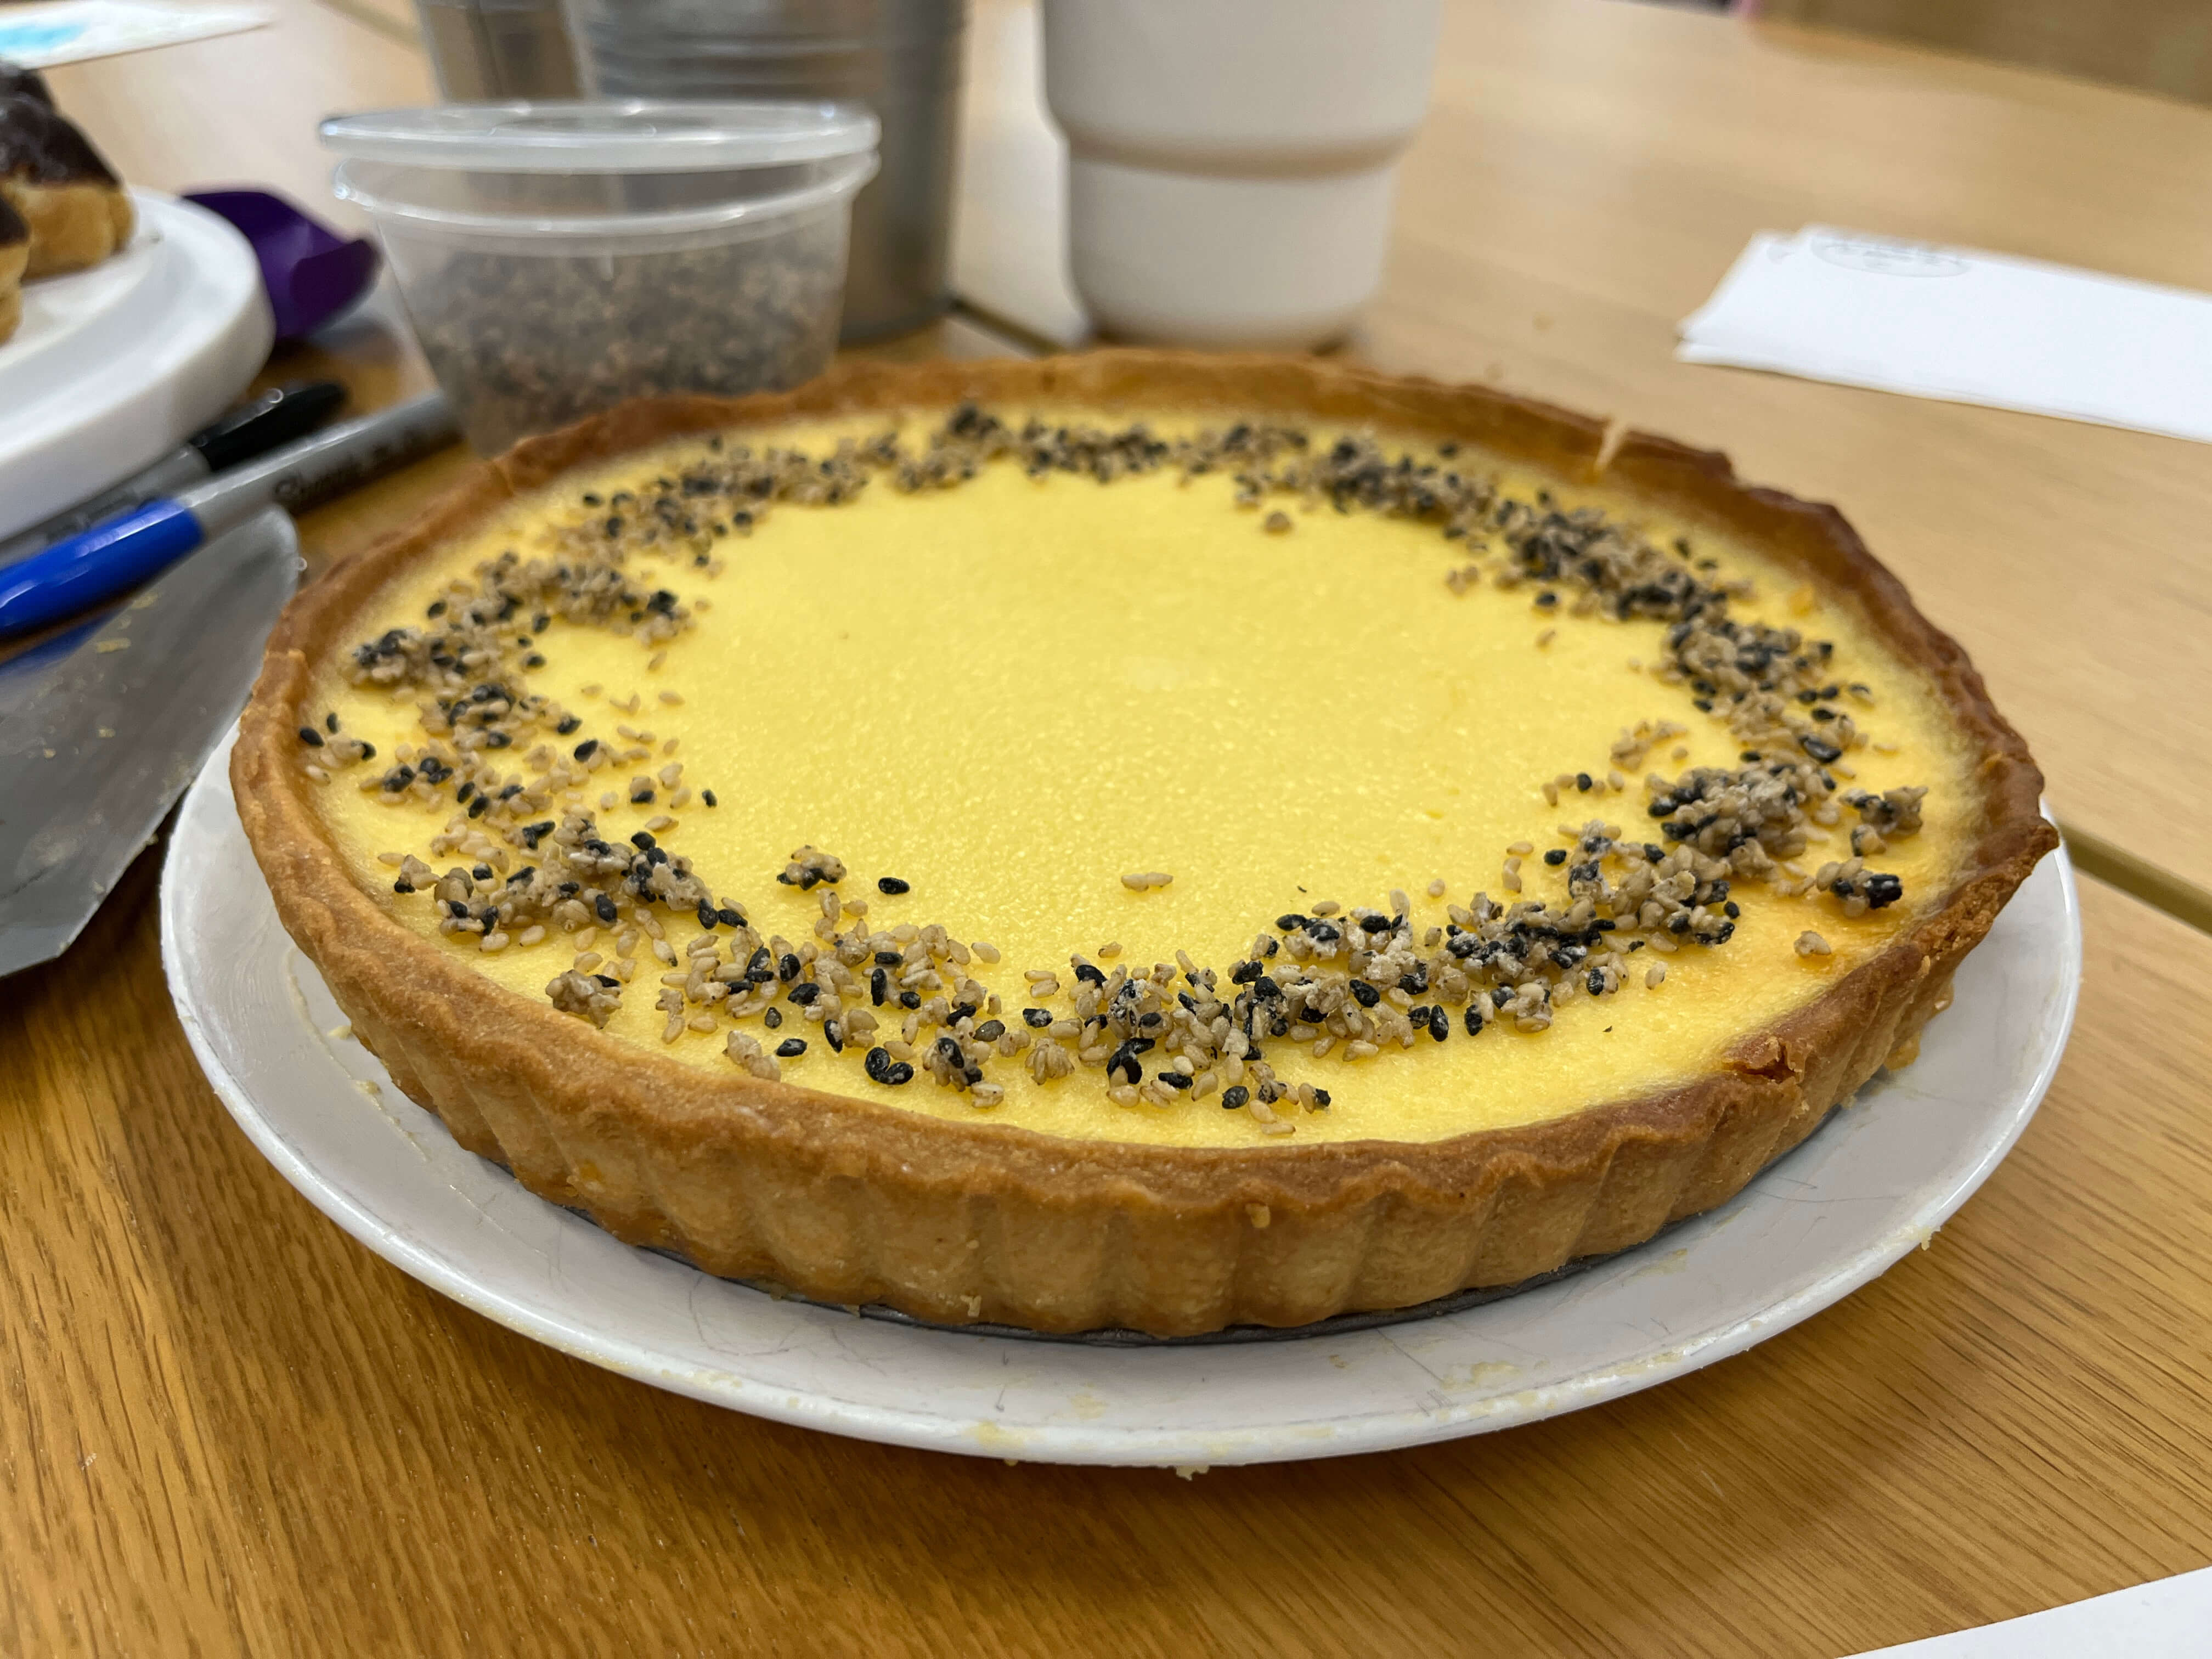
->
<box><xmin>11</xmin><ymin>3</ymin><xmax>2212</xmax><ymax>1654</ymax></box>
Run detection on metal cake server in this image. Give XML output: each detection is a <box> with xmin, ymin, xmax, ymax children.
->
<box><xmin>0</xmin><ymin>509</ymin><xmax>299</xmax><ymax>976</ymax></box>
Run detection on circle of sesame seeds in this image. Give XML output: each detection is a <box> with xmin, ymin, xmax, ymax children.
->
<box><xmin>318</xmin><ymin>406</ymin><xmax>1925</xmax><ymax>1133</ymax></box>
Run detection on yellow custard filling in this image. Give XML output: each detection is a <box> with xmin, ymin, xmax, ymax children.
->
<box><xmin>303</xmin><ymin>409</ymin><xmax>1978</xmax><ymax>1148</ymax></box>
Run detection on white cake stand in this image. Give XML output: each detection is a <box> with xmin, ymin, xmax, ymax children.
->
<box><xmin>0</xmin><ymin>190</ymin><xmax>273</xmax><ymax>540</ymax></box>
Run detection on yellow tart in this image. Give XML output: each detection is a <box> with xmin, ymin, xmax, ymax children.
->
<box><xmin>232</xmin><ymin>354</ymin><xmax>2056</xmax><ymax>1335</ymax></box>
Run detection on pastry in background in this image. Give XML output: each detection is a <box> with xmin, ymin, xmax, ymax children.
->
<box><xmin>0</xmin><ymin>193</ymin><xmax>25</xmax><ymax>344</ymax></box>
<box><xmin>0</xmin><ymin>60</ymin><xmax>54</xmax><ymax>106</ymax></box>
<box><xmin>0</xmin><ymin>93</ymin><xmax>133</xmax><ymax>277</ymax></box>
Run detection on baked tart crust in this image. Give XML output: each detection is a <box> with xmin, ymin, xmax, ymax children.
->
<box><xmin>230</xmin><ymin>353</ymin><xmax>2057</xmax><ymax>1335</ymax></box>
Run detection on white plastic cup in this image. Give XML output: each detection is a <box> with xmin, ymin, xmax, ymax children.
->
<box><xmin>1041</xmin><ymin>0</ymin><xmax>1440</xmax><ymax>351</ymax></box>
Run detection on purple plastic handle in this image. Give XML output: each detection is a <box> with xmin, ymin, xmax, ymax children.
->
<box><xmin>183</xmin><ymin>188</ymin><xmax>380</xmax><ymax>342</ymax></box>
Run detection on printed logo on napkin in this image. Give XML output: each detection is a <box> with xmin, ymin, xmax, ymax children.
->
<box><xmin>1808</xmin><ymin>233</ymin><xmax>1969</xmax><ymax>280</ymax></box>
<box><xmin>0</xmin><ymin>0</ymin><xmax>268</xmax><ymax>69</ymax></box>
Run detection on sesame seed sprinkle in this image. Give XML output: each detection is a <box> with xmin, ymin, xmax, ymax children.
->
<box><xmin>334</xmin><ymin>404</ymin><xmax>1926</xmax><ymax>1131</ymax></box>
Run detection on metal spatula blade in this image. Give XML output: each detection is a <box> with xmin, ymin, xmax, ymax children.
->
<box><xmin>0</xmin><ymin>510</ymin><xmax>299</xmax><ymax>976</ymax></box>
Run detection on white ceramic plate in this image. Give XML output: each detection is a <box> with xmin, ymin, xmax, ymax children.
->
<box><xmin>162</xmin><ymin>740</ymin><xmax>2079</xmax><ymax>1466</ymax></box>
<box><xmin>0</xmin><ymin>191</ymin><xmax>272</xmax><ymax>540</ymax></box>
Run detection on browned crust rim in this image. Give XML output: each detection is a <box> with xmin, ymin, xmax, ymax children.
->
<box><xmin>229</xmin><ymin>352</ymin><xmax>2058</xmax><ymax>1334</ymax></box>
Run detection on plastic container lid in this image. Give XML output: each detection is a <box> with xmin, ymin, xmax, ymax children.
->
<box><xmin>318</xmin><ymin>99</ymin><xmax>879</xmax><ymax>173</ymax></box>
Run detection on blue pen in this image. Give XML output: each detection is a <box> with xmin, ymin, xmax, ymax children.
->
<box><xmin>0</xmin><ymin>391</ymin><xmax>457</xmax><ymax>640</ymax></box>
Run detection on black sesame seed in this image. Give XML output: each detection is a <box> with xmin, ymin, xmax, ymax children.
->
<box><xmin>871</xmin><ymin>968</ymin><xmax>888</xmax><ymax>1006</ymax></box>
<box><xmin>393</xmin><ymin>880</ymin><xmax>414</xmax><ymax>895</ymax></box>
<box><xmin>1310</xmin><ymin>1088</ymin><xmax>1331</xmax><ymax>1109</ymax></box>
<box><xmin>1023</xmin><ymin>1008</ymin><xmax>1053</xmax><ymax>1029</ymax></box>
<box><xmin>324</xmin><ymin>713</ymin><xmax>339</xmax><ymax>733</ymax></box>
<box><xmin>556</xmin><ymin>716</ymin><xmax>581</xmax><ymax>736</ymax></box>
<box><xmin>1464</xmin><ymin>1006</ymin><xmax>1485</xmax><ymax>1036</ymax></box>
<box><xmin>1156</xmin><ymin>1071</ymin><xmax>1192</xmax><ymax>1090</ymax></box>
<box><xmin>778</xmin><ymin>953</ymin><xmax>800</xmax><ymax>981</ymax></box>
<box><xmin>873</xmin><ymin>950</ymin><xmax>902</xmax><ymax>966</ymax></box>
<box><xmin>763</xmin><ymin>1007</ymin><xmax>782</xmax><ymax>1029</ymax></box>
<box><xmin>1349</xmin><ymin>979</ymin><xmax>1381</xmax><ymax>1008</ymax></box>
<box><xmin>1074</xmin><ymin>964</ymin><xmax>1105</xmax><ymax>985</ymax></box>
<box><xmin>1222</xmin><ymin>1086</ymin><xmax>1250</xmax><ymax>1110</ymax></box>
<box><xmin>776</xmin><ymin>1039</ymin><xmax>806</xmax><ymax>1058</ymax></box>
<box><xmin>595</xmin><ymin>974</ymin><xmax>620</xmax><ymax>989</ymax></box>
<box><xmin>594</xmin><ymin>894</ymin><xmax>618</xmax><ymax>923</ymax></box>
<box><xmin>1427</xmin><ymin>1007</ymin><xmax>1449</xmax><ymax>1041</ymax></box>
<box><xmin>899</xmin><ymin>991</ymin><xmax>921</xmax><ymax>1010</ymax></box>
<box><xmin>630</xmin><ymin>831</ymin><xmax>656</xmax><ymax>850</ymax></box>
<box><xmin>876</xmin><ymin>876</ymin><xmax>910</xmax><ymax>895</ymax></box>
<box><xmin>574</xmin><ymin>738</ymin><xmax>599</xmax><ymax>759</ymax></box>
<box><xmin>701</xmin><ymin>790</ymin><xmax>718</xmax><ymax>808</ymax></box>
<box><xmin>787</xmin><ymin>982</ymin><xmax>821</xmax><ymax>1005</ymax></box>
<box><xmin>975</xmin><ymin>1020</ymin><xmax>1006</xmax><ymax>1042</ymax></box>
<box><xmin>630</xmin><ymin>786</ymin><xmax>654</xmax><ymax>804</ymax></box>
<box><xmin>1106</xmin><ymin>1039</ymin><xmax>1154</xmax><ymax>1084</ymax></box>
<box><xmin>297</xmin><ymin>726</ymin><xmax>324</xmax><ymax>747</ymax></box>
<box><xmin>1544</xmin><ymin>848</ymin><xmax>1568</xmax><ymax>866</ymax></box>
<box><xmin>718</xmin><ymin>907</ymin><xmax>743</xmax><ymax>929</ymax></box>
<box><xmin>697</xmin><ymin>903</ymin><xmax>718</xmax><ymax>930</ymax></box>
<box><xmin>1576</xmin><ymin>773</ymin><xmax>1593</xmax><ymax>792</ymax></box>
<box><xmin>1359</xmin><ymin>915</ymin><xmax>1393</xmax><ymax>934</ymax></box>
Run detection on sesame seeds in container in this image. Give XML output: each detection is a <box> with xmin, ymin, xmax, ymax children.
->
<box><xmin>319</xmin><ymin>100</ymin><xmax>879</xmax><ymax>453</ymax></box>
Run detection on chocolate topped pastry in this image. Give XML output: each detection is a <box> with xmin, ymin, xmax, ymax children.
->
<box><xmin>0</xmin><ymin>60</ymin><xmax>54</xmax><ymax>107</ymax></box>
<box><xmin>0</xmin><ymin>191</ymin><xmax>25</xmax><ymax>345</ymax></box>
<box><xmin>0</xmin><ymin>93</ymin><xmax>133</xmax><ymax>276</ymax></box>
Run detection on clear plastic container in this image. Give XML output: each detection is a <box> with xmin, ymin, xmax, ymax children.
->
<box><xmin>320</xmin><ymin>100</ymin><xmax>879</xmax><ymax>453</ymax></box>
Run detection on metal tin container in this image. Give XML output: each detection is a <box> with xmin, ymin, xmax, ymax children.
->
<box><xmin>564</xmin><ymin>0</ymin><xmax>964</xmax><ymax>340</ymax></box>
<box><xmin>413</xmin><ymin>0</ymin><xmax>582</xmax><ymax>100</ymax></box>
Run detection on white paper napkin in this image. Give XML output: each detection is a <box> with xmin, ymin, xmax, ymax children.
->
<box><xmin>1848</xmin><ymin>1564</ymin><xmax>2212</xmax><ymax>1656</ymax></box>
<box><xmin>1679</xmin><ymin>226</ymin><xmax>2212</xmax><ymax>445</ymax></box>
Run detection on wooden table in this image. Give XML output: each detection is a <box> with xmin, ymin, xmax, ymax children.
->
<box><xmin>12</xmin><ymin>3</ymin><xmax>2212</xmax><ymax>1652</ymax></box>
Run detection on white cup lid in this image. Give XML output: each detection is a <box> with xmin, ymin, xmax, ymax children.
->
<box><xmin>318</xmin><ymin>99</ymin><xmax>881</xmax><ymax>173</ymax></box>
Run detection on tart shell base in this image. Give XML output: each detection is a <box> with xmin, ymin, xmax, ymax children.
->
<box><xmin>231</xmin><ymin>352</ymin><xmax>2057</xmax><ymax>1336</ymax></box>
<box><xmin>310</xmin><ymin>909</ymin><xmax>1961</xmax><ymax>1334</ymax></box>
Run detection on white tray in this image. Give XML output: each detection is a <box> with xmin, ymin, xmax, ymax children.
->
<box><xmin>0</xmin><ymin>190</ymin><xmax>272</xmax><ymax>540</ymax></box>
<box><xmin>162</xmin><ymin>740</ymin><xmax>2079</xmax><ymax>1467</ymax></box>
